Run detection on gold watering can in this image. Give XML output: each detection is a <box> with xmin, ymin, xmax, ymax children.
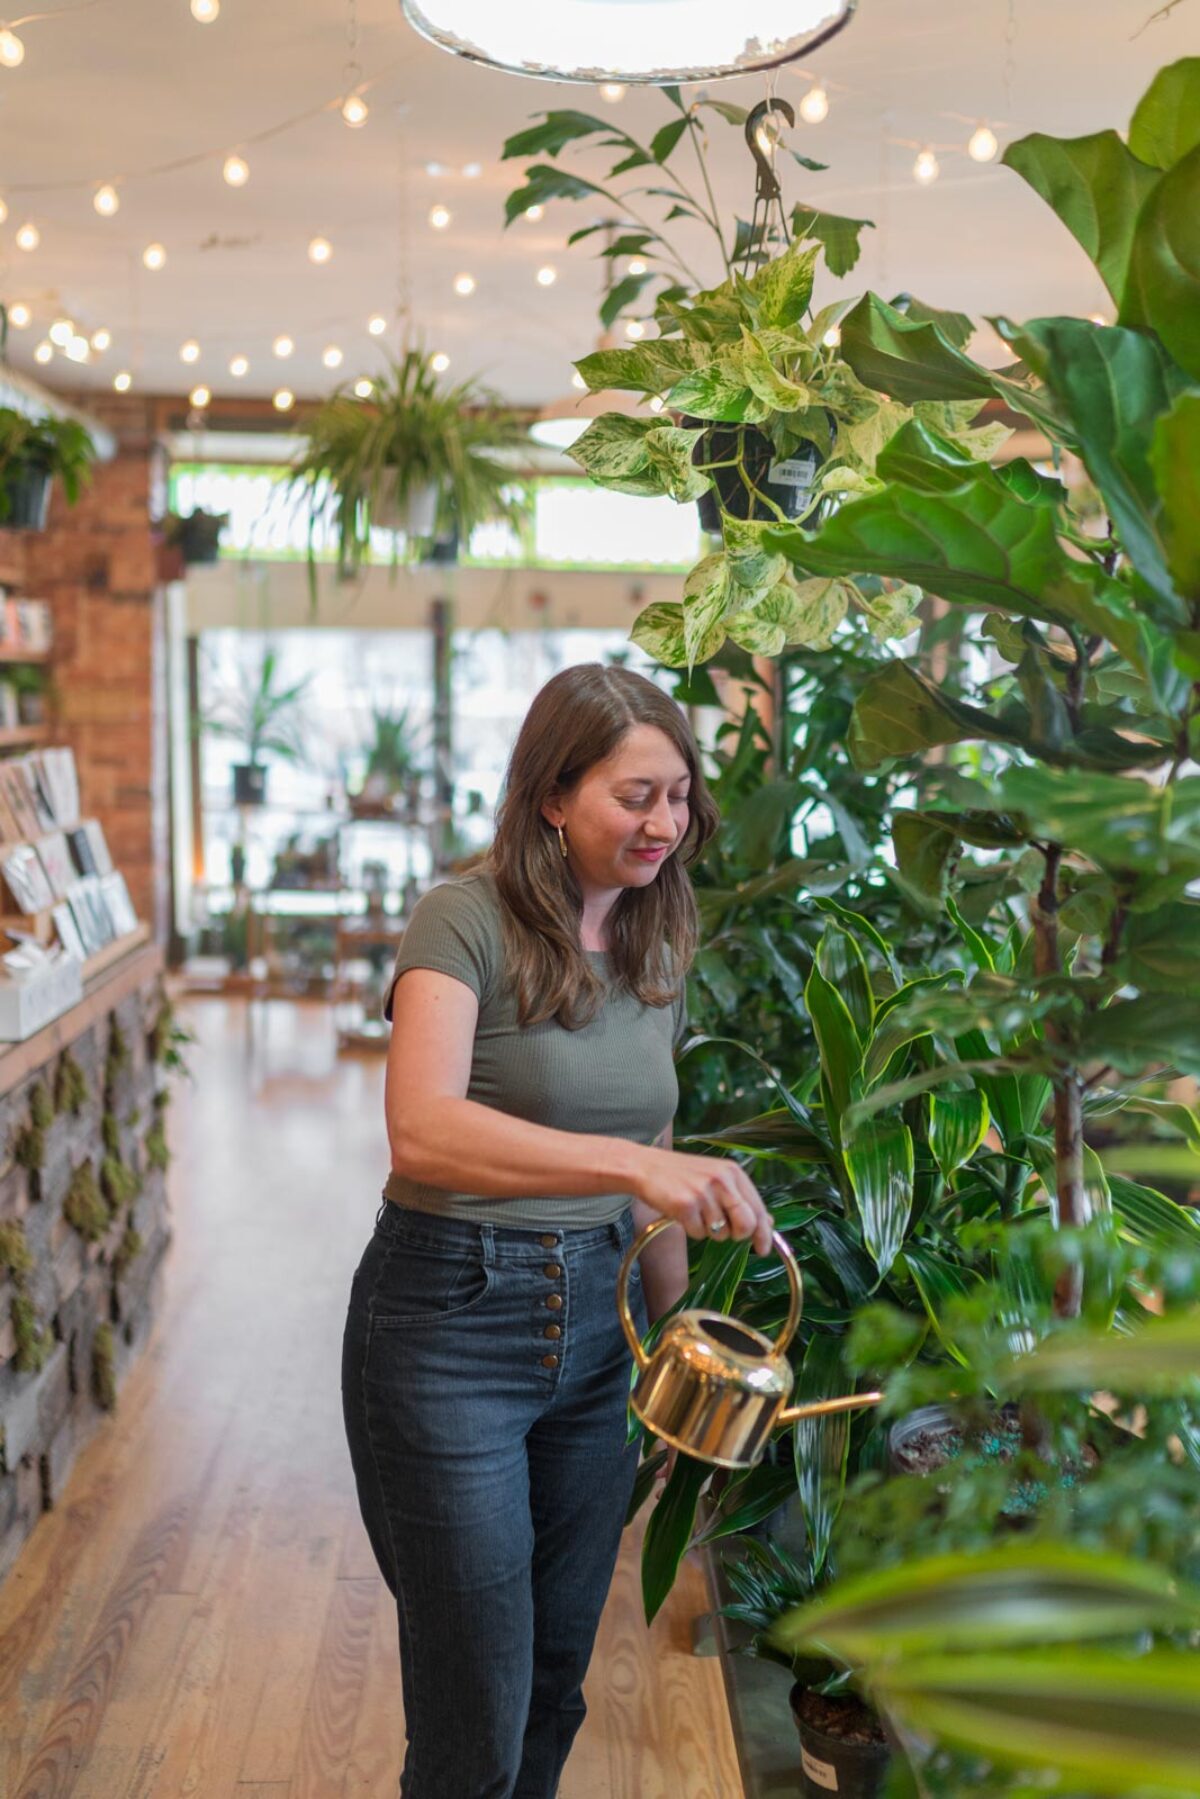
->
<box><xmin>618</xmin><ymin>1219</ymin><xmax>882</xmax><ymax>1470</ymax></box>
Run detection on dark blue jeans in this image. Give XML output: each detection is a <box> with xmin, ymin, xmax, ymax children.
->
<box><xmin>341</xmin><ymin>1199</ymin><xmax>647</xmax><ymax>1799</ymax></box>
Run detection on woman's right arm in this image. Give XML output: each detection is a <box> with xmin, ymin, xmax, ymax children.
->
<box><xmin>385</xmin><ymin>968</ymin><xmax>773</xmax><ymax>1254</ymax></box>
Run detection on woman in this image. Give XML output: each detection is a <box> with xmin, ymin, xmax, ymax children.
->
<box><xmin>341</xmin><ymin>662</ymin><xmax>773</xmax><ymax>1799</ymax></box>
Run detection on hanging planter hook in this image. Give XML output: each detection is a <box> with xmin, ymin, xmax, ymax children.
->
<box><xmin>741</xmin><ymin>98</ymin><xmax>795</xmax><ymax>273</ymax></box>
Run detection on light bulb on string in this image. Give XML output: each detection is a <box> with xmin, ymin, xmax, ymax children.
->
<box><xmin>755</xmin><ymin>113</ymin><xmax>783</xmax><ymax>156</ymax></box>
<box><xmin>273</xmin><ymin>389</ymin><xmax>295</xmax><ymax>412</ymax></box>
<box><xmin>628</xmin><ymin>257</ymin><xmax>647</xmax><ymax>275</ymax></box>
<box><xmin>799</xmin><ymin>83</ymin><xmax>829</xmax><ymax>124</ymax></box>
<box><xmin>90</xmin><ymin>328</ymin><xmax>111</xmax><ymax>352</ymax></box>
<box><xmin>9</xmin><ymin>303</ymin><xmax>30</xmax><ymax>329</ymax></box>
<box><xmin>223</xmin><ymin>154</ymin><xmax>249</xmax><ymax>187</ymax></box>
<box><xmin>428</xmin><ymin>204</ymin><xmax>452</xmax><ymax>230</ymax></box>
<box><xmin>323</xmin><ymin>345</ymin><xmax>343</xmax><ymax>369</ymax></box>
<box><xmin>649</xmin><ymin>396</ymin><xmax>665</xmax><ymax>413</ymax></box>
<box><xmin>968</xmin><ymin>123</ymin><xmax>998</xmax><ymax>163</ymax></box>
<box><xmin>189</xmin><ymin>385</ymin><xmax>211</xmax><ymax>408</ymax></box>
<box><xmin>822</xmin><ymin>324</ymin><xmax>842</xmax><ymax>347</ymax></box>
<box><xmin>430</xmin><ymin>352</ymin><xmax>450</xmax><ymax>373</ymax></box>
<box><xmin>49</xmin><ymin>318</ymin><xmax>73</xmax><ymax>347</ymax></box>
<box><xmin>425</xmin><ymin>160</ymin><xmax>446</xmax><ymax>176</ymax></box>
<box><xmin>571</xmin><ymin>371</ymin><xmax>587</xmax><ymax>392</ymax></box>
<box><xmin>113</xmin><ymin>370</ymin><xmax>132</xmax><ymax>391</ymax></box>
<box><xmin>599</xmin><ymin>82</ymin><xmax>626</xmax><ymax>102</ymax></box>
<box><xmin>367</xmin><ymin>314</ymin><xmax>387</xmax><ymax>336</ymax></box>
<box><xmin>309</xmin><ymin>236</ymin><xmax>332</xmax><ymax>264</ymax></box>
<box><xmin>229</xmin><ymin>354</ymin><xmax>249</xmax><ymax>377</ymax></box>
<box><xmin>353</xmin><ymin>377</ymin><xmax>374</xmax><ymax>398</ymax></box>
<box><xmin>625</xmin><ymin>320</ymin><xmax>645</xmax><ymax>340</ymax></box>
<box><xmin>34</xmin><ymin>341</ymin><xmax>53</xmax><ymax>364</ymax></box>
<box><xmin>190</xmin><ymin>0</ymin><xmax>219</xmax><ymax>21</ymax></box>
<box><xmin>0</xmin><ymin>197</ymin><xmax>7</xmax><ymax>224</ymax></box>
<box><xmin>94</xmin><ymin>184</ymin><xmax>120</xmax><ymax>216</ymax></box>
<box><xmin>461</xmin><ymin>162</ymin><xmax>482</xmax><ymax>177</ymax></box>
<box><xmin>453</xmin><ymin>272</ymin><xmax>476</xmax><ymax>296</ymax></box>
<box><xmin>15</xmin><ymin>222</ymin><xmax>39</xmax><ymax>252</ymax></box>
<box><xmin>143</xmin><ymin>242</ymin><xmax>167</xmax><ymax>270</ymax></box>
<box><xmin>65</xmin><ymin>335</ymin><xmax>90</xmax><ymax>363</ymax></box>
<box><xmin>180</xmin><ymin>339</ymin><xmax>201</xmax><ymax>364</ymax></box>
<box><xmin>342</xmin><ymin>90</ymin><xmax>369</xmax><ymax>128</ymax></box>
<box><xmin>913</xmin><ymin>148</ymin><xmax>940</xmax><ymax>185</ymax></box>
<box><xmin>536</xmin><ymin>265</ymin><xmax>557</xmax><ymax>287</ymax></box>
<box><xmin>0</xmin><ymin>27</ymin><xmax>25</xmax><ymax>67</ymax></box>
<box><xmin>273</xmin><ymin>335</ymin><xmax>294</xmax><ymax>358</ymax></box>
<box><xmin>523</xmin><ymin>204</ymin><xmax>544</xmax><ymax>222</ymax></box>
<box><xmin>1089</xmin><ymin>312</ymin><xmax>1109</xmax><ymax>326</ymax></box>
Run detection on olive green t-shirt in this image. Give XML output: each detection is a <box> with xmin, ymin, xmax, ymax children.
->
<box><xmin>382</xmin><ymin>867</ymin><xmax>687</xmax><ymax>1228</ymax></box>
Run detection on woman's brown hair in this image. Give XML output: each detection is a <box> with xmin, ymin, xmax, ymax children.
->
<box><xmin>488</xmin><ymin>663</ymin><xmax>720</xmax><ymax>1029</ymax></box>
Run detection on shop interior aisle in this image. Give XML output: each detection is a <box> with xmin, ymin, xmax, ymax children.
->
<box><xmin>0</xmin><ymin>997</ymin><xmax>740</xmax><ymax>1799</ymax></box>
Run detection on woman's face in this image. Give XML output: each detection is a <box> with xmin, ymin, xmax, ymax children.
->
<box><xmin>542</xmin><ymin>723</ymin><xmax>692</xmax><ymax>894</ymax></box>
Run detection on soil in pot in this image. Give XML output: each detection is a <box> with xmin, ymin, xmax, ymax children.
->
<box><xmin>790</xmin><ymin>1684</ymin><xmax>890</xmax><ymax>1797</ymax></box>
<box><xmin>889</xmin><ymin>1402</ymin><xmax>1095</xmax><ymax>1516</ymax></box>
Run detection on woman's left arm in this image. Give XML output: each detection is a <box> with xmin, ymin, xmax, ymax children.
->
<box><xmin>631</xmin><ymin>1123</ymin><xmax>691</xmax><ymax>1324</ymax></box>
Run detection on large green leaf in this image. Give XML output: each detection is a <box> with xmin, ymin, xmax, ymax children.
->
<box><xmin>996</xmin><ymin>765</ymin><xmax>1200</xmax><ymax>886</ymax></box>
<box><xmin>816</xmin><ymin>925</ymin><xmax>875</xmax><ymax>1043</ymax></box>
<box><xmin>892</xmin><ymin>811</ymin><xmax>960</xmax><ymax>900</ymax></box>
<box><xmin>665</xmin><ymin>360</ymin><xmax>766</xmax><ymax>424</ymax></box>
<box><xmin>1151</xmin><ymin>392</ymin><xmax>1200</xmax><ymax>602</ymax></box>
<box><xmin>1081</xmin><ymin>993</ymin><xmax>1200</xmax><ymax>1079</ymax></box>
<box><xmin>568</xmin><ymin>413</ymin><xmax>659</xmax><ymax>488</ymax></box>
<box><xmin>928</xmin><ymin>1090</ymin><xmax>990</xmax><ymax>1179</ymax></box>
<box><xmin>1000</xmin><ymin>132</ymin><xmax>1161</xmax><ymax>309</ymax></box>
<box><xmin>1120</xmin><ymin>899</ymin><xmax>1200</xmax><ymax>990</ymax></box>
<box><xmin>848</xmin><ymin>662</ymin><xmax>1021</xmax><ymax>771</ymax></box>
<box><xmin>1001</xmin><ymin>1308</ymin><xmax>1200</xmax><ymax>1394</ymax></box>
<box><xmin>791</xmin><ymin>1333</ymin><xmax>854</xmax><ymax>1574</ymax></box>
<box><xmin>1123</xmin><ymin>143</ymin><xmax>1200</xmax><ymax>379</ymax></box>
<box><xmin>679</xmin><ymin>1109</ymin><xmax>830</xmax><ymax>1164</ymax></box>
<box><xmin>843</xmin><ymin>1119</ymin><xmax>914</xmax><ymax>1276</ymax></box>
<box><xmin>999</xmin><ymin>317</ymin><xmax>1190</xmax><ymax>616</ymax></box>
<box><xmin>771</xmin><ymin>1543</ymin><xmax>1200</xmax><ymax>1660</ymax></box>
<box><xmin>805</xmin><ymin>961</ymin><xmax>863</xmax><ymax>1128</ymax></box>
<box><xmin>574</xmin><ymin>339</ymin><xmax>698</xmax><ymax>394</ymax></box>
<box><xmin>1127</xmin><ymin>56</ymin><xmax>1200</xmax><ymax>171</ymax></box>
<box><xmin>870</xmin><ymin>1647</ymin><xmax>1200</xmax><ymax>1796</ymax></box>
<box><xmin>641</xmin><ymin>1453</ymin><xmax>710</xmax><ymax>1623</ymax></box>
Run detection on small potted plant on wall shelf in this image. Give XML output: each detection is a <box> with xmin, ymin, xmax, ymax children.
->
<box><xmin>0</xmin><ymin>406</ymin><xmax>95</xmax><ymax>531</ymax></box>
<box><xmin>160</xmin><ymin>507</ymin><xmax>229</xmax><ymax>576</ymax></box>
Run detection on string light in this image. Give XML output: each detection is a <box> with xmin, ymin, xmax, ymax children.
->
<box><xmin>599</xmin><ymin>82</ymin><xmax>626</xmax><ymax>102</ymax></box>
<box><xmin>968</xmin><ymin>123</ymin><xmax>999</xmax><ymax>163</ymax></box>
<box><xmin>308</xmin><ymin>236</ymin><xmax>332</xmax><ymax>263</ymax></box>
<box><xmin>143</xmin><ymin>242</ymin><xmax>167</xmax><ymax>270</ymax></box>
<box><xmin>823</xmin><ymin>324</ymin><xmax>842</xmax><ymax>347</ymax></box>
<box><xmin>353</xmin><ymin>377</ymin><xmax>373</xmax><ymax>397</ymax></box>
<box><xmin>223</xmin><ymin>154</ymin><xmax>249</xmax><ymax>187</ymax></box>
<box><xmin>0</xmin><ymin>197</ymin><xmax>6</xmax><ymax>224</ymax></box>
<box><xmin>1089</xmin><ymin>312</ymin><xmax>1109</xmax><ymax>326</ymax></box>
<box><xmin>0</xmin><ymin>27</ymin><xmax>25</xmax><ymax>67</ymax></box>
<box><xmin>229</xmin><ymin>354</ymin><xmax>249</xmax><ymax>376</ymax></box>
<box><xmin>424</xmin><ymin>160</ymin><xmax>446</xmax><ymax>176</ymax></box>
<box><xmin>913</xmin><ymin>148</ymin><xmax>940</xmax><ymax>185</ymax></box>
<box><xmin>625</xmin><ymin>320</ymin><xmax>645</xmax><ymax>340</ymax></box>
<box><xmin>461</xmin><ymin>161</ymin><xmax>482</xmax><ymax>177</ymax></box>
<box><xmin>341</xmin><ymin>0</ymin><xmax>368</xmax><ymax>128</ymax></box>
<box><xmin>453</xmin><ymin>272</ymin><xmax>476</xmax><ymax>296</ymax></box>
<box><xmin>628</xmin><ymin>257</ymin><xmax>647</xmax><ymax>275</ymax></box>
<box><xmin>799</xmin><ymin>83</ymin><xmax>829</xmax><ymax>124</ymax></box>
<box><xmin>66</xmin><ymin>335</ymin><xmax>90</xmax><ymax>363</ymax></box>
<box><xmin>189</xmin><ymin>384</ymin><xmax>211</xmax><ymax>407</ymax></box>
<box><xmin>180</xmin><ymin>340</ymin><xmax>201</xmax><ymax>363</ymax></box>
<box><xmin>34</xmin><ymin>342</ymin><xmax>53</xmax><ymax>364</ymax></box>
<box><xmin>536</xmin><ymin>265</ymin><xmax>557</xmax><ymax>287</ymax></box>
<box><xmin>429</xmin><ymin>204</ymin><xmax>452</xmax><ymax>230</ymax></box>
<box><xmin>94</xmin><ymin>184</ymin><xmax>120</xmax><ymax>216</ymax></box>
<box><xmin>49</xmin><ymin>319</ymin><xmax>74</xmax><ymax>347</ymax></box>
<box><xmin>114</xmin><ymin>370</ymin><xmax>132</xmax><ymax>391</ymax></box>
<box><xmin>15</xmin><ymin>222</ymin><xmax>39</xmax><ymax>252</ymax></box>
<box><xmin>273</xmin><ymin>335</ymin><xmax>295</xmax><ymax>358</ymax></box>
<box><xmin>90</xmin><ymin>327</ymin><xmax>111</xmax><ymax>352</ymax></box>
<box><xmin>273</xmin><ymin>389</ymin><xmax>295</xmax><ymax>412</ymax></box>
<box><xmin>323</xmin><ymin>345</ymin><xmax>344</xmax><ymax>368</ymax></box>
<box><xmin>8</xmin><ymin>304</ymin><xmax>30</xmax><ymax>329</ymax></box>
<box><xmin>342</xmin><ymin>91</ymin><xmax>369</xmax><ymax>127</ymax></box>
<box><xmin>523</xmin><ymin>204</ymin><xmax>544</xmax><ymax>222</ymax></box>
<box><xmin>367</xmin><ymin>314</ymin><xmax>387</xmax><ymax>336</ymax></box>
<box><xmin>571</xmin><ymin>371</ymin><xmax>587</xmax><ymax>391</ymax></box>
<box><xmin>430</xmin><ymin>351</ymin><xmax>450</xmax><ymax>372</ymax></box>
<box><xmin>190</xmin><ymin>0</ymin><xmax>219</xmax><ymax>21</ymax></box>
<box><xmin>649</xmin><ymin>396</ymin><xmax>665</xmax><ymax>413</ymax></box>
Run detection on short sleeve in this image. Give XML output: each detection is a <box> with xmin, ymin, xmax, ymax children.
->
<box><xmin>382</xmin><ymin>877</ymin><xmax>498</xmax><ymax>1022</ymax></box>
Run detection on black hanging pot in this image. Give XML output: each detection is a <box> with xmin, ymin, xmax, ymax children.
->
<box><xmin>178</xmin><ymin>517</ymin><xmax>224</xmax><ymax>564</ymax></box>
<box><xmin>232</xmin><ymin>763</ymin><xmax>268</xmax><ymax>807</ymax></box>
<box><xmin>687</xmin><ymin>418</ymin><xmax>825</xmax><ymax>534</ymax></box>
<box><xmin>426</xmin><ymin>524</ymin><xmax>459</xmax><ymax>565</ymax></box>
<box><xmin>4</xmin><ymin>466</ymin><xmax>53</xmax><ymax>531</ymax></box>
<box><xmin>790</xmin><ymin>1686</ymin><xmax>891</xmax><ymax>1798</ymax></box>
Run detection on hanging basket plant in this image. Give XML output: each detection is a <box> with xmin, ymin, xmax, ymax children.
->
<box><xmin>0</xmin><ymin>407</ymin><xmax>96</xmax><ymax>531</ymax></box>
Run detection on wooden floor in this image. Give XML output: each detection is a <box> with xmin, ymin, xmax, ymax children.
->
<box><xmin>0</xmin><ymin>998</ymin><xmax>742</xmax><ymax>1799</ymax></box>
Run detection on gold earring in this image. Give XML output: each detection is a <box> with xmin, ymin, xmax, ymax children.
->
<box><xmin>556</xmin><ymin>824</ymin><xmax>568</xmax><ymax>859</ymax></box>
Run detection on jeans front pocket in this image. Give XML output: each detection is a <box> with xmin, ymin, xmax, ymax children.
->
<box><xmin>370</xmin><ymin>1232</ymin><xmax>493</xmax><ymax>1328</ymax></box>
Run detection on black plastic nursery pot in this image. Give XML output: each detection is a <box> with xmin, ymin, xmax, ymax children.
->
<box><xmin>178</xmin><ymin>519</ymin><xmax>223</xmax><ymax>564</ymax></box>
<box><xmin>790</xmin><ymin>1685</ymin><xmax>891</xmax><ymax>1798</ymax></box>
<box><xmin>3</xmin><ymin>467</ymin><xmax>53</xmax><ymax>531</ymax></box>
<box><xmin>232</xmin><ymin>763</ymin><xmax>268</xmax><ymax>807</ymax></box>
<box><xmin>687</xmin><ymin>420</ymin><xmax>824</xmax><ymax>533</ymax></box>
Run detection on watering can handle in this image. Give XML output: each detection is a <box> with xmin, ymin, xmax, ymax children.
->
<box><xmin>616</xmin><ymin>1217</ymin><xmax>804</xmax><ymax>1369</ymax></box>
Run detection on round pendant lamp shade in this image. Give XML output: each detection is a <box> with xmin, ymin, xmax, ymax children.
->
<box><xmin>399</xmin><ymin>0</ymin><xmax>856</xmax><ymax>84</ymax></box>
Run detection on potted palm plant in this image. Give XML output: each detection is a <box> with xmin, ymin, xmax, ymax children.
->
<box><xmin>0</xmin><ymin>407</ymin><xmax>95</xmax><ymax>530</ymax></box>
<box><xmin>286</xmin><ymin>348</ymin><xmax>530</xmax><ymax>594</ymax></box>
<box><xmin>200</xmin><ymin>647</ymin><xmax>311</xmax><ymax>806</ymax></box>
<box><xmin>350</xmin><ymin>703</ymin><xmax>426</xmax><ymax>820</ymax></box>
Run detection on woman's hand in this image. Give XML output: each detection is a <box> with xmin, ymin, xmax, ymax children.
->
<box><xmin>632</xmin><ymin>1145</ymin><xmax>774</xmax><ymax>1257</ymax></box>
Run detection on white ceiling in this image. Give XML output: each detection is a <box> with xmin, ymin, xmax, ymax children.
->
<box><xmin>0</xmin><ymin>0</ymin><xmax>1192</xmax><ymax>410</ymax></box>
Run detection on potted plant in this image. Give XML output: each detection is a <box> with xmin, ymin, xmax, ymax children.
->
<box><xmin>0</xmin><ymin>407</ymin><xmax>95</xmax><ymax>530</ymax></box>
<box><xmin>286</xmin><ymin>349</ymin><xmax>530</xmax><ymax>595</ymax></box>
<box><xmin>350</xmin><ymin>703</ymin><xmax>426</xmax><ymax>819</ymax></box>
<box><xmin>200</xmin><ymin>647</ymin><xmax>311</xmax><ymax>807</ymax></box>
<box><xmin>163</xmin><ymin>507</ymin><xmax>229</xmax><ymax>567</ymax></box>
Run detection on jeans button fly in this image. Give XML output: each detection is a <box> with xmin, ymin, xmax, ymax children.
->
<box><xmin>543</xmin><ymin>1263</ymin><xmax>562</xmax><ymax>1279</ymax></box>
<box><xmin>541</xmin><ymin>1353</ymin><xmax>559</xmax><ymax>1369</ymax></box>
<box><xmin>544</xmin><ymin>1323</ymin><xmax>562</xmax><ymax>1340</ymax></box>
<box><xmin>546</xmin><ymin>1293</ymin><xmax>563</xmax><ymax>1310</ymax></box>
<box><xmin>539</xmin><ymin>1234</ymin><xmax>558</xmax><ymax>1249</ymax></box>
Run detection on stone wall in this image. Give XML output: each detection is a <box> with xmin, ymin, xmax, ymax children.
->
<box><xmin>0</xmin><ymin>956</ymin><xmax>173</xmax><ymax>1587</ymax></box>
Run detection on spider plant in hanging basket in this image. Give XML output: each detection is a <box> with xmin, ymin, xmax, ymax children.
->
<box><xmin>285</xmin><ymin>349</ymin><xmax>530</xmax><ymax>596</ymax></box>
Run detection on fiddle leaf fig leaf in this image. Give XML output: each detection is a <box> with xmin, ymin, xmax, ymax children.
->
<box><xmin>1000</xmin><ymin>131</ymin><xmax>1161</xmax><ymax>308</ymax></box>
<box><xmin>1151</xmin><ymin>392</ymin><xmax>1200</xmax><ymax>601</ymax></box>
<box><xmin>892</xmin><ymin>811</ymin><xmax>961</xmax><ymax>899</ymax></box>
<box><xmin>1122</xmin><ymin>143</ymin><xmax>1200</xmax><ymax>379</ymax></box>
<box><xmin>848</xmin><ymin>662</ymin><xmax>1022</xmax><ymax>771</ymax></box>
<box><xmin>1127</xmin><ymin>56</ymin><xmax>1200</xmax><ymax>170</ymax></box>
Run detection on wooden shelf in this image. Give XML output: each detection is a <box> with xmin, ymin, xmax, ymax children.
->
<box><xmin>0</xmin><ymin>646</ymin><xmax>51</xmax><ymax>665</ymax></box>
<box><xmin>0</xmin><ymin>725</ymin><xmax>49</xmax><ymax>750</ymax></box>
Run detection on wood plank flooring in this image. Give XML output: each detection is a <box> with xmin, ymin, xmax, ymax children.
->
<box><xmin>0</xmin><ymin>998</ymin><xmax>742</xmax><ymax>1798</ymax></box>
